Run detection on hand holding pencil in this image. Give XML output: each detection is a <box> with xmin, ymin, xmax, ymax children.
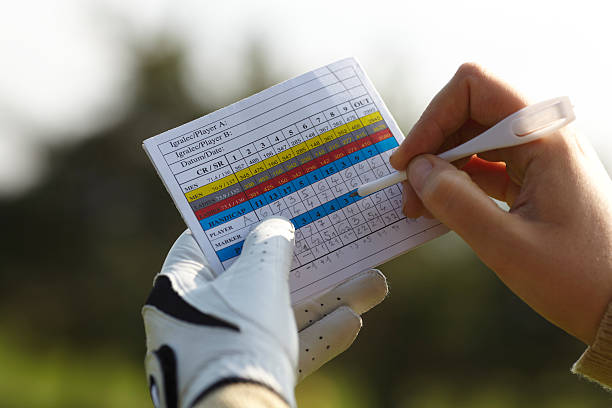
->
<box><xmin>388</xmin><ymin>63</ymin><xmax>612</xmax><ymax>346</ymax></box>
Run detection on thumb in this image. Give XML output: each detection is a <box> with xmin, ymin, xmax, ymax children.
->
<box><xmin>229</xmin><ymin>215</ymin><xmax>296</xmax><ymax>282</ymax></box>
<box><xmin>406</xmin><ymin>155</ymin><xmax>516</xmax><ymax>255</ymax></box>
<box><xmin>211</xmin><ymin>216</ymin><xmax>296</xmax><ymax>331</ymax></box>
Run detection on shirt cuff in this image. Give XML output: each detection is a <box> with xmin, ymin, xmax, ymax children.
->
<box><xmin>572</xmin><ymin>301</ymin><xmax>612</xmax><ymax>389</ymax></box>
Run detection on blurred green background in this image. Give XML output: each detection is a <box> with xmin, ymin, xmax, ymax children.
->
<box><xmin>2</xmin><ymin>2</ymin><xmax>612</xmax><ymax>407</ymax></box>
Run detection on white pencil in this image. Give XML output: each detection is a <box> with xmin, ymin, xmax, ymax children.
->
<box><xmin>350</xmin><ymin>96</ymin><xmax>575</xmax><ymax>197</ymax></box>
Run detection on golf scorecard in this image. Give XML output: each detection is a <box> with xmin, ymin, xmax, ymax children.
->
<box><xmin>143</xmin><ymin>57</ymin><xmax>447</xmax><ymax>303</ymax></box>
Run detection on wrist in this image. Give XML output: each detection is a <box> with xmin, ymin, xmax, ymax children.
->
<box><xmin>185</xmin><ymin>351</ymin><xmax>296</xmax><ymax>408</ymax></box>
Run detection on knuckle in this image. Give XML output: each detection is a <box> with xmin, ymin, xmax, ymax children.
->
<box><xmin>456</xmin><ymin>62</ymin><xmax>485</xmax><ymax>78</ymax></box>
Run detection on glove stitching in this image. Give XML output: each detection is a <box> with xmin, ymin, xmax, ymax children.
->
<box><xmin>143</xmin><ymin>306</ymin><xmax>241</xmax><ymax>334</ymax></box>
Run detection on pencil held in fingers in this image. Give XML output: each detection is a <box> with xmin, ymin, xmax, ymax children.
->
<box><xmin>352</xmin><ymin>97</ymin><xmax>574</xmax><ymax>199</ymax></box>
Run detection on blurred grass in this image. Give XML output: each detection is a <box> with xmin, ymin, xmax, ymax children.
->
<box><xmin>2</xmin><ymin>318</ymin><xmax>605</xmax><ymax>408</ymax></box>
<box><xmin>0</xmin><ymin>335</ymin><xmax>150</xmax><ymax>408</ymax></box>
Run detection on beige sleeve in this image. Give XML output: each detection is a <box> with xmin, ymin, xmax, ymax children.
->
<box><xmin>193</xmin><ymin>383</ymin><xmax>289</xmax><ymax>408</ymax></box>
<box><xmin>572</xmin><ymin>302</ymin><xmax>612</xmax><ymax>389</ymax></box>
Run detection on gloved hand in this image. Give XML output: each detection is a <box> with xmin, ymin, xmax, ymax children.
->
<box><xmin>143</xmin><ymin>216</ymin><xmax>388</xmax><ymax>408</ymax></box>
<box><xmin>292</xmin><ymin>268</ymin><xmax>387</xmax><ymax>381</ymax></box>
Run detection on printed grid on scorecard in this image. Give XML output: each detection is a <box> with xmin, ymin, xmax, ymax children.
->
<box><xmin>143</xmin><ymin>58</ymin><xmax>447</xmax><ymax>303</ymax></box>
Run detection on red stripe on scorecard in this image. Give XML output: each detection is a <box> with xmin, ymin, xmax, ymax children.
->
<box><xmin>275</xmin><ymin>176</ymin><xmax>290</xmax><ymax>187</ymax></box>
<box><xmin>369</xmin><ymin>128</ymin><xmax>392</xmax><ymax>143</ymax></box>
<box><xmin>245</xmin><ymin>183</ymin><xmax>267</xmax><ymax>200</ymax></box>
<box><xmin>313</xmin><ymin>154</ymin><xmax>331</xmax><ymax>168</ymax></box>
<box><xmin>342</xmin><ymin>139</ymin><xmax>362</xmax><ymax>155</ymax></box>
<box><xmin>266</xmin><ymin>169</ymin><xmax>298</xmax><ymax>192</ymax></box>
<box><xmin>260</xmin><ymin>180</ymin><xmax>276</xmax><ymax>193</ymax></box>
<box><xmin>246</xmin><ymin>179</ymin><xmax>276</xmax><ymax>199</ymax></box>
<box><xmin>266</xmin><ymin>177</ymin><xmax>281</xmax><ymax>189</ymax></box>
<box><xmin>273</xmin><ymin>165</ymin><xmax>302</xmax><ymax>185</ymax></box>
<box><xmin>330</xmin><ymin>149</ymin><xmax>346</xmax><ymax>161</ymax></box>
<box><xmin>303</xmin><ymin>161</ymin><xmax>318</xmax><ymax>173</ymax></box>
<box><xmin>195</xmin><ymin>192</ymin><xmax>248</xmax><ymax>220</ymax></box>
<box><xmin>285</xmin><ymin>167</ymin><xmax>303</xmax><ymax>180</ymax></box>
<box><xmin>355</xmin><ymin>138</ymin><xmax>373</xmax><ymax>150</ymax></box>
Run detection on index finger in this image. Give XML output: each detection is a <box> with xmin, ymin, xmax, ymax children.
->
<box><xmin>389</xmin><ymin>63</ymin><xmax>528</xmax><ymax>170</ymax></box>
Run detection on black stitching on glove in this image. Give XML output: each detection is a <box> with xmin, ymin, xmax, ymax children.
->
<box><xmin>153</xmin><ymin>345</ymin><xmax>178</xmax><ymax>408</ymax></box>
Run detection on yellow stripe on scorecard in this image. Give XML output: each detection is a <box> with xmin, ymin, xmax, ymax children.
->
<box><xmin>235</xmin><ymin>168</ymin><xmax>253</xmax><ymax>181</ymax></box>
<box><xmin>346</xmin><ymin>119</ymin><xmax>363</xmax><ymax>132</ymax></box>
<box><xmin>185</xmin><ymin>174</ymin><xmax>239</xmax><ymax>202</ymax></box>
<box><xmin>277</xmin><ymin>150</ymin><xmax>294</xmax><ymax>162</ymax></box>
<box><xmin>332</xmin><ymin>124</ymin><xmax>349</xmax><ymax>138</ymax></box>
<box><xmin>250</xmin><ymin>162</ymin><xmax>267</xmax><ymax>175</ymax></box>
<box><xmin>305</xmin><ymin>136</ymin><xmax>323</xmax><ymax>150</ymax></box>
<box><xmin>319</xmin><ymin>130</ymin><xmax>336</xmax><ymax>143</ymax></box>
<box><xmin>263</xmin><ymin>156</ymin><xmax>280</xmax><ymax>169</ymax></box>
<box><xmin>291</xmin><ymin>142</ymin><xmax>309</xmax><ymax>156</ymax></box>
<box><xmin>360</xmin><ymin>111</ymin><xmax>383</xmax><ymax>126</ymax></box>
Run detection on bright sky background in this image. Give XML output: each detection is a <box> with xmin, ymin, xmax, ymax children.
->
<box><xmin>1</xmin><ymin>0</ymin><xmax>611</xmax><ymax>195</ymax></box>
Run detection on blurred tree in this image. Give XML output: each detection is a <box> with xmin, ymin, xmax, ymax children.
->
<box><xmin>0</xmin><ymin>36</ymin><xmax>285</xmax><ymax>360</ymax></box>
<box><xmin>0</xmin><ymin>39</ymin><xmax>217</xmax><ymax>358</ymax></box>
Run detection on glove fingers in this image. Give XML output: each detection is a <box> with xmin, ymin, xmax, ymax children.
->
<box><xmin>293</xmin><ymin>269</ymin><xmax>388</xmax><ymax>331</ymax></box>
<box><xmin>296</xmin><ymin>306</ymin><xmax>361</xmax><ymax>382</ymax></box>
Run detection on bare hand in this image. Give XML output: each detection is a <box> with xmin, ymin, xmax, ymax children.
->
<box><xmin>390</xmin><ymin>63</ymin><xmax>612</xmax><ymax>344</ymax></box>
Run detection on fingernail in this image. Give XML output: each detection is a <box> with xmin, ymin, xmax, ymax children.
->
<box><xmin>408</xmin><ymin>157</ymin><xmax>433</xmax><ymax>192</ymax></box>
<box><xmin>389</xmin><ymin>152</ymin><xmax>397</xmax><ymax>168</ymax></box>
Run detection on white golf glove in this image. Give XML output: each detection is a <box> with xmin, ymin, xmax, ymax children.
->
<box><xmin>292</xmin><ymin>268</ymin><xmax>388</xmax><ymax>381</ymax></box>
<box><xmin>143</xmin><ymin>216</ymin><xmax>388</xmax><ymax>408</ymax></box>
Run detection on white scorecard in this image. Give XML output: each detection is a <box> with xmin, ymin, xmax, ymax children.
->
<box><xmin>143</xmin><ymin>57</ymin><xmax>448</xmax><ymax>303</ymax></box>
